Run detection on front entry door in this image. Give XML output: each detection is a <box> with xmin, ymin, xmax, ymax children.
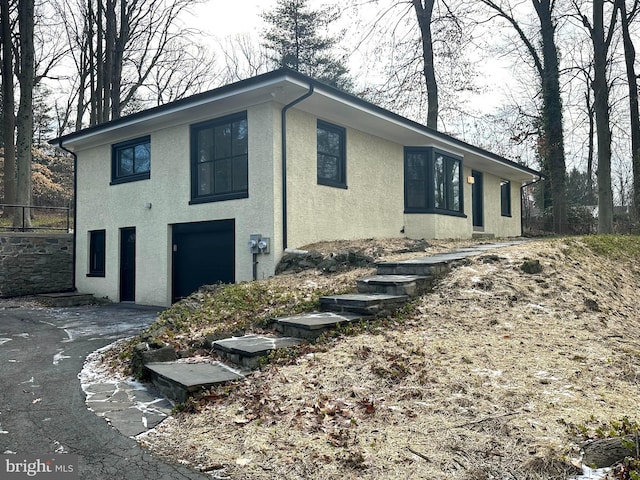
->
<box><xmin>472</xmin><ymin>170</ymin><xmax>484</xmax><ymax>228</ymax></box>
<box><xmin>120</xmin><ymin>227</ymin><xmax>136</xmax><ymax>302</ymax></box>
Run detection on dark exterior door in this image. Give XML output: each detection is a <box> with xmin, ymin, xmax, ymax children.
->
<box><xmin>472</xmin><ymin>170</ymin><xmax>484</xmax><ymax>228</ymax></box>
<box><xmin>172</xmin><ymin>219</ymin><xmax>235</xmax><ymax>302</ymax></box>
<box><xmin>120</xmin><ymin>227</ymin><xmax>136</xmax><ymax>302</ymax></box>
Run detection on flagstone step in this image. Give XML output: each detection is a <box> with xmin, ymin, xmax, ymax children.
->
<box><xmin>376</xmin><ymin>252</ymin><xmax>470</xmax><ymax>276</ymax></box>
<box><xmin>145</xmin><ymin>361</ymin><xmax>244</xmax><ymax>403</ymax></box>
<box><xmin>356</xmin><ymin>274</ymin><xmax>434</xmax><ymax>296</ymax></box>
<box><xmin>36</xmin><ymin>292</ymin><xmax>100</xmax><ymax>307</ymax></box>
<box><xmin>319</xmin><ymin>293</ymin><xmax>408</xmax><ymax>316</ymax></box>
<box><xmin>273</xmin><ymin>311</ymin><xmax>373</xmax><ymax>339</ymax></box>
<box><xmin>212</xmin><ymin>334</ymin><xmax>304</xmax><ymax>369</ymax></box>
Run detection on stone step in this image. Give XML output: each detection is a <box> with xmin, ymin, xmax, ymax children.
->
<box><xmin>36</xmin><ymin>292</ymin><xmax>99</xmax><ymax>307</ymax></box>
<box><xmin>212</xmin><ymin>334</ymin><xmax>304</xmax><ymax>369</ymax></box>
<box><xmin>376</xmin><ymin>249</ymin><xmax>489</xmax><ymax>276</ymax></box>
<box><xmin>145</xmin><ymin>361</ymin><xmax>244</xmax><ymax>403</ymax></box>
<box><xmin>319</xmin><ymin>293</ymin><xmax>408</xmax><ymax>316</ymax></box>
<box><xmin>273</xmin><ymin>311</ymin><xmax>373</xmax><ymax>340</ymax></box>
<box><xmin>472</xmin><ymin>232</ymin><xmax>496</xmax><ymax>239</ymax></box>
<box><xmin>356</xmin><ymin>274</ymin><xmax>433</xmax><ymax>297</ymax></box>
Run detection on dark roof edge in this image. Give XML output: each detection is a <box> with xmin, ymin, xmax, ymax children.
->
<box><xmin>48</xmin><ymin>69</ymin><xmax>292</xmax><ymax>145</ymax></box>
<box><xmin>295</xmin><ymin>71</ymin><xmax>542</xmax><ymax>179</ymax></box>
<box><xmin>49</xmin><ymin>67</ymin><xmax>542</xmax><ymax>179</ymax></box>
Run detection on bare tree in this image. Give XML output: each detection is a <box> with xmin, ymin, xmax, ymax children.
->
<box><xmin>618</xmin><ymin>0</ymin><xmax>640</xmax><ymax>220</ymax></box>
<box><xmin>15</xmin><ymin>0</ymin><xmax>35</xmax><ymax>228</ymax></box>
<box><xmin>479</xmin><ymin>0</ymin><xmax>568</xmax><ymax>234</ymax></box>
<box><xmin>412</xmin><ymin>0</ymin><xmax>438</xmax><ymax>128</ymax></box>
<box><xmin>576</xmin><ymin>0</ymin><xmax>618</xmax><ymax>233</ymax></box>
<box><xmin>218</xmin><ymin>34</ymin><xmax>270</xmax><ymax>84</ymax></box>
<box><xmin>353</xmin><ymin>0</ymin><xmax>477</xmax><ymax>129</ymax></box>
<box><xmin>56</xmin><ymin>0</ymin><xmax>205</xmax><ymax>128</ymax></box>
<box><xmin>145</xmin><ymin>40</ymin><xmax>220</xmax><ymax>106</ymax></box>
<box><xmin>0</xmin><ymin>0</ymin><xmax>17</xmax><ymax>222</ymax></box>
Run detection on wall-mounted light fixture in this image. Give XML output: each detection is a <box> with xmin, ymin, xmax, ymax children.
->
<box><xmin>467</xmin><ymin>176</ymin><xmax>475</xmax><ymax>185</ymax></box>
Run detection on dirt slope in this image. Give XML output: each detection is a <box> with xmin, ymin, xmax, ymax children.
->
<box><xmin>135</xmin><ymin>237</ymin><xmax>640</xmax><ymax>480</ymax></box>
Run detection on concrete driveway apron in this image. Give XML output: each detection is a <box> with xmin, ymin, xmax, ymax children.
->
<box><xmin>0</xmin><ymin>302</ymin><xmax>207</xmax><ymax>480</ymax></box>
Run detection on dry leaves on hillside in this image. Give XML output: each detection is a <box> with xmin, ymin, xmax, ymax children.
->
<box><xmin>138</xmin><ymin>238</ymin><xmax>640</xmax><ymax>480</ymax></box>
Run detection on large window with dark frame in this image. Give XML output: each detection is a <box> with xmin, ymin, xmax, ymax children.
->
<box><xmin>191</xmin><ymin>112</ymin><xmax>248</xmax><ymax>204</ymax></box>
<box><xmin>88</xmin><ymin>229</ymin><xmax>106</xmax><ymax>277</ymax></box>
<box><xmin>404</xmin><ymin>148</ymin><xmax>463</xmax><ymax>215</ymax></box>
<box><xmin>500</xmin><ymin>179</ymin><xmax>512</xmax><ymax>216</ymax></box>
<box><xmin>111</xmin><ymin>136</ymin><xmax>150</xmax><ymax>184</ymax></box>
<box><xmin>317</xmin><ymin>120</ymin><xmax>346</xmax><ymax>188</ymax></box>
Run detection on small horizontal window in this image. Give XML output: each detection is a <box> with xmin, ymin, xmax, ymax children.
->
<box><xmin>111</xmin><ymin>136</ymin><xmax>151</xmax><ymax>184</ymax></box>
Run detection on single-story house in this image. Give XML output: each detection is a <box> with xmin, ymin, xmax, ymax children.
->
<box><xmin>50</xmin><ymin>68</ymin><xmax>542</xmax><ymax>307</ymax></box>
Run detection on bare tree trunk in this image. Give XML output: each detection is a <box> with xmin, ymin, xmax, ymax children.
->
<box><xmin>15</xmin><ymin>0</ymin><xmax>34</xmax><ymax>229</ymax></box>
<box><xmin>479</xmin><ymin>0</ymin><xmax>568</xmax><ymax>233</ymax></box>
<box><xmin>111</xmin><ymin>0</ymin><xmax>128</xmax><ymax>120</ymax></box>
<box><xmin>588</xmin><ymin>0</ymin><xmax>616</xmax><ymax>233</ymax></box>
<box><xmin>412</xmin><ymin>0</ymin><xmax>438</xmax><ymax>129</ymax></box>
<box><xmin>534</xmin><ymin>0</ymin><xmax>568</xmax><ymax>233</ymax></box>
<box><xmin>103</xmin><ymin>0</ymin><xmax>115</xmax><ymax>123</ymax></box>
<box><xmin>585</xmin><ymin>87</ymin><xmax>595</xmax><ymax>204</ymax></box>
<box><xmin>619</xmin><ymin>0</ymin><xmax>640</xmax><ymax>222</ymax></box>
<box><xmin>0</xmin><ymin>0</ymin><xmax>17</xmax><ymax>224</ymax></box>
<box><xmin>94</xmin><ymin>0</ymin><xmax>104</xmax><ymax>125</ymax></box>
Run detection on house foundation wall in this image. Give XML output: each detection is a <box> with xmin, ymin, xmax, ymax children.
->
<box><xmin>0</xmin><ymin>233</ymin><xmax>73</xmax><ymax>297</ymax></box>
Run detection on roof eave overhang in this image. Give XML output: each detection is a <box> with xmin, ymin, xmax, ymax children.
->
<box><xmin>50</xmin><ymin>68</ymin><xmax>541</xmax><ymax>182</ymax></box>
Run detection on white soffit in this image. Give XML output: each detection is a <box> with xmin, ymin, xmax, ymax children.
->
<box><xmin>55</xmin><ymin>71</ymin><xmax>538</xmax><ymax>182</ymax></box>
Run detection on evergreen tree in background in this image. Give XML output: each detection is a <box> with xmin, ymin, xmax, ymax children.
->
<box><xmin>261</xmin><ymin>0</ymin><xmax>352</xmax><ymax>90</ymax></box>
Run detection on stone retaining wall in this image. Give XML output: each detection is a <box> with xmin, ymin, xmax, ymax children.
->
<box><xmin>0</xmin><ymin>233</ymin><xmax>73</xmax><ymax>297</ymax></box>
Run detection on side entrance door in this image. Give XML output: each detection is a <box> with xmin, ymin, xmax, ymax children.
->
<box><xmin>120</xmin><ymin>227</ymin><xmax>136</xmax><ymax>302</ymax></box>
<box><xmin>472</xmin><ymin>170</ymin><xmax>484</xmax><ymax>229</ymax></box>
<box><xmin>172</xmin><ymin>219</ymin><xmax>235</xmax><ymax>302</ymax></box>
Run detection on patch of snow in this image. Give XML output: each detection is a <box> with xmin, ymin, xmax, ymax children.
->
<box><xmin>0</xmin><ymin>338</ymin><xmax>12</xmax><ymax>346</ymax></box>
<box><xmin>527</xmin><ymin>303</ymin><xmax>549</xmax><ymax>311</ymax></box>
<box><xmin>13</xmin><ymin>333</ymin><xmax>29</xmax><ymax>338</ymax></box>
<box><xmin>535</xmin><ymin>371</ymin><xmax>560</xmax><ymax>381</ymax></box>
<box><xmin>53</xmin><ymin>351</ymin><xmax>71</xmax><ymax>365</ymax></box>
<box><xmin>571</xmin><ymin>465</ymin><xmax>610</xmax><ymax>479</ymax></box>
<box><xmin>473</xmin><ymin>368</ymin><xmax>504</xmax><ymax>377</ymax></box>
<box><xmin>53</xmin><ymin>441</ymin><xmax>67</xmax><ymax>453</ymax></box>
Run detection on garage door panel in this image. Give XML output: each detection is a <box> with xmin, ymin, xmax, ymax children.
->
<box><xmin>172</xmin><ymin>219</ymin><xmax>235</xmax><ymax>302</ymax></box>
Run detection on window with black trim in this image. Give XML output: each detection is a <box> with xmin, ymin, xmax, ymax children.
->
<box><xmin>111</xmin><ymin>136</ymin><xmax>150</xmax><ymax>184</ymax></box>
<box><xmin>191</xmin><ymin>112</ymin><xmax>248</xmax><ymax>203</ymax></box>
<box><xmin>500</xmin><ymin>179</ymin><xmax>511</xmax><ymax>216</ymax></box>
<box><xmin>404</xmin><ymin>148</ymin><xmax>463</xmax><ymax>215</ymax></box>
<box><xmin>317</xmin><ymin>120</ymin><xmax>346</xmax><ymax>188</ymax></box>
<box><xmin>88</xmin><ymin>230</ymin><xmax>106</xmax><ymax>277</ymax></box>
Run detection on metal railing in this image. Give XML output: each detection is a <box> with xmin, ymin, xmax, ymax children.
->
<box><xmin>0</xmin><ymin>204</ymin><xmax>72</xmax><ymax>233</ymax></box>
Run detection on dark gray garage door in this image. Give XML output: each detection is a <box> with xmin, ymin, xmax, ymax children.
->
<box><xmin>172</xmin><ymin>219</ymin><xmax>235</xmax><ymax>302</ymax></box>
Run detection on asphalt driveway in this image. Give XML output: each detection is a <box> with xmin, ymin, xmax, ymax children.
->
<box><xmin>0</xmin><ymin>301</ymin><xmax>207</xmax><ymax>480</ymax></box>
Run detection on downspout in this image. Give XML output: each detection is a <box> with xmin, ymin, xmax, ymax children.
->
<box><xmin>281</xmin><ymin>85</ymin><xmax>314</xmax><ymax>250</ymax></box>
<box><xmin>520</xmin><ymin>176</ymin><xmax>543</xmax><ymax>236</ymax></box>
<box><xmin>57</xmin><ymin>141</ymin><xmax>78</xmax><ymax>292</ymax></box>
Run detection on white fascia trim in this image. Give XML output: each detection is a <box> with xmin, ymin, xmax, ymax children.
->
<box><xmin>310</xmin><ymin>83</ymin><xmax>538</xmax><ymax>179</ymax></box>
<box><xmin>58</xmin><ymin>76</ymin><xmax>293</xmax><ymax>148</ymax></box>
